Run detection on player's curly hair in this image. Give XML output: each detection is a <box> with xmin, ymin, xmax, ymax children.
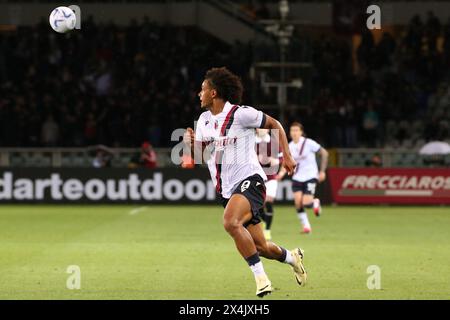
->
<box><xmin>205</xmin><ymin>67</ymin><xmax>243</xmax><ymax>104</ymax></box>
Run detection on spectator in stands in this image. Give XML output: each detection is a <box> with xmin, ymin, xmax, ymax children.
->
<box><xmin>84</xmin><ymin>113</ymin><xmax>98</xmax><ymax>145</ymax></box>
<box><xmin>361</xmin><ymin>102</ymin><xmax>380</xmax><ymax>148</ymax></box>
<box><xmin>424</xmin><ymin>116</ymin><xmax>441</xmax><ymax>141</ymax></box>
<box><xmin>140</xmin><ymin>141</ymin><xmax>157</xmax><ymax>169</ymax></box>
<box><xmin>92</xmin><ymin>148</ymin><xmax>112</xmax><ymax>168</ymax></box>
<box><xmin>127</xmin><ymin>153</ymin><xmax>141</xmax><ymax>169</ymax></box>
<box><xmin>357</xmin><ymin>29</ymin><xmax>375</xmax><ymax>69</ymax></box>
<box><xmin>41</xmin><ymin>114</ymin><xmax>59</xmax><ymax>146</ymax></box>
<box><xmin>365</xmin><ymin>154</ymin><xmax>383</xmax><ymax>168</ymax></box>
<box><xmin>341</xmin><ymin>100</ymin><xmax>358</xmax><ymax>147</ymax></box>
<box><xmin>404</xmin><ymin>15</ymin><xmax>424</xmax><ymax>54</ymax></box>
<box><xmin>375</xmin><ymin>32</ymin><xmax>396</xmax><ymax>68</ymax></box>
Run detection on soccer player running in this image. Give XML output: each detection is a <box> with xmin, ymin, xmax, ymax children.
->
<box><xmin>255</xmin><ymin>128</ymin><xmax>283</xmax><ymax>241</ymax></box>
<box><xmin>184</xmin><ymin>67</ymin><xmax>307</xmax><ymax>297</ymax></box>
<box><xmin>277</xmin><ymin>122</ymin><xmax>329</xmax><ymax>234</ymax></box>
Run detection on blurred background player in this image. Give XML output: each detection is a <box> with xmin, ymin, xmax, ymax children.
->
<box><xmin>278</xmin><ymin>122</ymin><xmax>329</xmax><ymax>234</ymax></box>
<box><xmin>255</xmin><ymin>128</ymin><xmax>283</xmax><ymax>240</ymax></box>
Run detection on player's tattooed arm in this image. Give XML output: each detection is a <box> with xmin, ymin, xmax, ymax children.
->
<box><xmin>262</xmin><ymin>115</ymin><xmax>296</xmax><ymax>175</ymax></box>
<box><xmin>318</xmin><ymin>148</ymin><xmax>329</xmax><ymax>182</ymax></box>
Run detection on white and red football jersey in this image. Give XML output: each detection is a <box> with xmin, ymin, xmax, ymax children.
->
<box><xmin>195</xmin><ymin>101</ymin><xmax>267</xmax><ymax>198</ymax></box>
<box><xmin>289</xmin><ymin>137</ymin><xmax>321</xmax><ymax>182</ymax></box>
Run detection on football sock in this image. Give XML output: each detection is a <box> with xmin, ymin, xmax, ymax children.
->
<box><xmin>246</xmin><ymin>253</ymin><xmax>266</xmax><ymax>277</ymax></box>
<box><xmin>313</xmin><ymin>198</ymin><xmax>320</xmax><ymax>207</ymax></box>
<box><xmin>264</xmin><ymin>202</ymin><xmax>274</xmax><ymax>230</ymax></box>
<box><xmin>277</xmin><ymin>247</ymin><xmax>294</xmax><ymax>265</ymax></box>
<box><xmin>297</xmin><ymin>207</ymin><xmax>311</xmax><ymax>229</ymax></box>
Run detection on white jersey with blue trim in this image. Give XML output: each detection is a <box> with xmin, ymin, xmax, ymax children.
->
<box><xmin>195</xmin><ymin>101</ymin><xmax>267</xmax><ymax>198</ymax></box>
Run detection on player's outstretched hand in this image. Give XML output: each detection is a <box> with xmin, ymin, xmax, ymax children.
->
<box><xmin>283</xmin><ymin>155</ymin><xmax>297</xmax><ymax>176</ymax></box>
<box><xmin>183</xmin><ymin>127</ymin><xmax>195</xmax><ymax>146</ymax></box>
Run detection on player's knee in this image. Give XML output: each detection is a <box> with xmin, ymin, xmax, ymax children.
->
<box><xmin>223</xmin><ymin>216</ymin><xmax>240</xmax><ymax>235</ymax></box>
<box><xmin>302</xmin><ymin>198</ymin><xmax>313</xmax><ymax>208</ymax></box>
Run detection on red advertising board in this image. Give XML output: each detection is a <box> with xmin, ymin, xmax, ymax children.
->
<box><xmin>328</xmin><ymin>168</ymin><xmax>450</xmax><ymax>204</ymax></box>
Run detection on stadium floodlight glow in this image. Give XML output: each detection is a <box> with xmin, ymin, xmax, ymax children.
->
<box><xmin>279</xmin><ymin>0</ymin><xmax>289</xmax><ymax>20</ymax></box>
<box><xmin>291</xmin><ymin>79</ymin><xmax>303</xmax><ymax>89</ymax></box>
<box><xmin>262</xmin><ymin>1</ymin><xmax>295</xmax><ymax>47</ymax></box>
<box><xmin>264</xmin><ymin>24</ymin><xmax>280</xmax><ymax>34</ymax></box>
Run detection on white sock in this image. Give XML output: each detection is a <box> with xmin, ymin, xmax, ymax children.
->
<box><xmin>250</xmin><ymin>261</ymin><xmax>266</xmax><ymax>277</ymax></box>
<box><xmin>313</xmin><ymin>198</ymin><xmax>320</xmax><ymax>209</ymax></box>
<box><xmin>297</xmin><ymin>212</ymin><xmax>311</xmax><ymax>229</ymax></box>
<box><xmin>284</xmin><ymin>250</ymin><xmax>294</xmax><ymax>265</ymax></box>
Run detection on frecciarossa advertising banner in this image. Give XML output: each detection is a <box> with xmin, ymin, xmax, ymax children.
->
<box><xmin>328</xmin><ymin>168</ymin><xmax>450</xmax><ymax>204</ymax></box>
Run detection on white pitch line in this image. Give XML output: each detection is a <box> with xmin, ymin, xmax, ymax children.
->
<box><xmin>128</xmin><ymin>206</ymin><xmax>148</xmax><ymax>215</ymax></box>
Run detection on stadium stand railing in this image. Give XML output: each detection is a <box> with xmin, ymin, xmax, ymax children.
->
<box><xmin>0</xmin><ymin>148</ymin><xmax>171</xmax><ymax>168</ymax></box>
<box><xmin>337</xmin><ymin>148</ymin><xmax>450</xmax><ymax>168</ymax></box>
<box><xmin>0</xmin><ymin>148</ymin><xmax>448</xmax><ymax>168</ymax></box>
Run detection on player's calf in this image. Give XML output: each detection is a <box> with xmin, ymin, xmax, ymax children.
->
<box><xmin>255</xmin><ymin>241</ymin><xmax>278</xmax><ymax>259</ymax></box>
<box><xmin>256</xmin><ymin>241</ymin><xmax>293</xmax><ymax>265</ymax></box>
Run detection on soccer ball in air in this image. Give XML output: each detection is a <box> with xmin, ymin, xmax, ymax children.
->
<box><xmin>49</xmin><ymin>6</ymin><xmax>76</xmax><ymax>33</ymax></box>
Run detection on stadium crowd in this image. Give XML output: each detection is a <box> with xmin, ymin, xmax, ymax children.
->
<box><xmin>0</xmin><ymin>18</ymin><xmax>244</xmax><ymax>148</ymax></box>
<box><xmin>294</xmin><ymin>12</ymin><xmax>450</xmax><ymax>148</ymax></box>
<box><xmin>0</xmin><ymin>13</ymin><xmax>449</xmax><ymax>149</ymax></box>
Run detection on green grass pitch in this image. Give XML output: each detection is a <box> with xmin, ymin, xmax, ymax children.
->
<box><xmin>0</xmin><ymin>205</ymin><xmax>448</xmax><ymax>300</ymax></box>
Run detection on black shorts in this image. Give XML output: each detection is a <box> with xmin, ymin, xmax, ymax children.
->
<box><xmin>219</xmin><ymin>174</ymin><xmax>266</xmax><ymax>228</ymax></box>
<box><xmin>292</xmin><ymin>178</ymin><xmax>318</xmax><ymax>196</ymax></box>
